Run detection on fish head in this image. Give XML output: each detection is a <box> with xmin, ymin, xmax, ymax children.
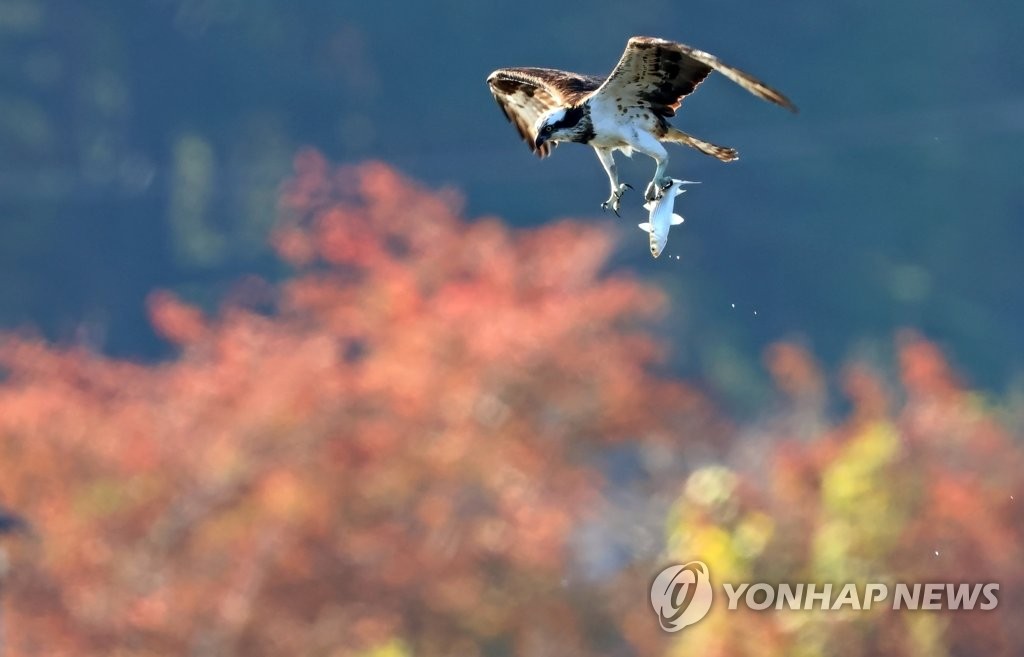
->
<box><xmin>648</xmin><ymin>231</ymin><xmax>667</xmax><ymax>258</ymax></box>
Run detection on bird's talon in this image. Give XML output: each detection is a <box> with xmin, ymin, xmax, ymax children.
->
<box><xmin>601</xmin><ymin>200</ymin><xmax>621</xmax><ymax>217</ymax></box>
<box><xmin>602</xmin><ymin>184</ymin><xmax>630</xmax><ymax>217</ymax></box>
<box><xmin>644</xmin><ymin>177</ymin><xmax>673</xmax><ymax>202</ymax></box>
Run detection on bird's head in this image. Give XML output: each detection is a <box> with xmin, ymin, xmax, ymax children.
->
<box><xmin>534</xmin><ymin>106</ymin><xmax>590</xmax><ymax>149</ymax></box>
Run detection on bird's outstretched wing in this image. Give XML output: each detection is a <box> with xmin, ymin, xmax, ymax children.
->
<box><xmin>590</xmin><ymin>37</ymin><xmax>798</xmax><ymax>117</ymax></box>
<box><xmin>487</xmin><ymin>68</ymin><xmax>603</xmax><ymax>157</ymax></box>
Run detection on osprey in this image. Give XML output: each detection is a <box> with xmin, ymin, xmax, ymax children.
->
<box><xmin>487</xmin><ymin>36</ymin><xmax>797</xmax><ymax>214</ymax></box>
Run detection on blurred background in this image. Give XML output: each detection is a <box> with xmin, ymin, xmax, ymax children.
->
<box><xmin>0</xmin><ymin>1</ymin><xmax>1022</xmax><ymax>656</ymax></box>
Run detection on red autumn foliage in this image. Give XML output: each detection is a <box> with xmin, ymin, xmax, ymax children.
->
<box><xmin>0</xmin><ymin>152</ymin><xmax>721</xmax><ymax>657</ymax></box>
<box><xmin>0</xmin><ymin>153</ymin><xmax>1020</xmax><ymax>657</ymax></box>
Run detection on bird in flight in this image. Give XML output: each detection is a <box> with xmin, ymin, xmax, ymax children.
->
<box><xmin>487</xmin><ymin>36</ymin><xmax>797</xmax><ymax>214</ymax></box>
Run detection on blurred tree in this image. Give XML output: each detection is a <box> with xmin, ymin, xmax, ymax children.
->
<box><xmin>0</xmin><ymin>153</ymin><xmax>721</xmax><ymax>656</ymax></box>
<box><xmin>663</xmin><ymin>334</ymin><xmax>1024</xmax><ymax>657</ymax></box>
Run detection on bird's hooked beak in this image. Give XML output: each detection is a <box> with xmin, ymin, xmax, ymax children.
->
<box><xmin>534</xmin><ymin>133</ymin><xmax>548</xmax><ymax>149</ymax></box>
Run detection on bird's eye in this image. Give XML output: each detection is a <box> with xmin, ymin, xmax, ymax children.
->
<box><xmin>543</xmin><ymin>125</ymin><xmax>553</xmax><ymax>134</ymax></box>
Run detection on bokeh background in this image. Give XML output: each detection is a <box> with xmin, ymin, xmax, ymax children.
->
<box><xmin>0</xmin><ymin>1</ymin><xmax>1022</xmax><ymax>656</ymax></box>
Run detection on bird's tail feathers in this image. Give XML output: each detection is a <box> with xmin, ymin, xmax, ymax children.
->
<box><xmin>663</xmin><ymin>128</ymin><xmax>739</xmax><ymax>162</ymax></box>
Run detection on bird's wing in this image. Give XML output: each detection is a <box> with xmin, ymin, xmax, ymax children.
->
<box><xmin>487</xmin><ymin>67</ymin><xmax>603</xmax><ymax>157</ymax></box>
<box><xmin>589</xmin><ymin>36</ymin><xmax>797</xmax><ymax>117</ymax></box>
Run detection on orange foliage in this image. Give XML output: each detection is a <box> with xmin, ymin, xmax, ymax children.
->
<box><xmin>146</xmin><ymin>291</ymin><xmax>209</xmax><ymax>346</ymax></box>
<box><xmin>0</xmin><ymin>152</ymin><xmax>719</xmax><ymax>657</ymax></box>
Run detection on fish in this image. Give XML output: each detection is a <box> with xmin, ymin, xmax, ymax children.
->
<box><xmin>638</xmin><ymin>179</ymin><xmax>698</xmax><ymax>258</ymax></box>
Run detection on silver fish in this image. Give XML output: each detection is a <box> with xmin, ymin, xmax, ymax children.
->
<box><xmin>638</xmin><ymin>179</ymin><xmax>698</xmax><ymax>258</ymax></box>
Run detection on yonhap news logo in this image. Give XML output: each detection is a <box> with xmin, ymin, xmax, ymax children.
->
<box><xmin>650</xmin><ymin>561</ymin><xmax>999</xmax><ymax>632</ymax></box>
<box><xmin>649</xmin><ymin>561</ymin><xmax>714</xmax><ymax>631</ymax></box>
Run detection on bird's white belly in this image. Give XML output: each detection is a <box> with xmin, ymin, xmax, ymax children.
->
<box><xmin>589</xmin><ymin>101</ymin><xmax>660</xmax><ymax>149</ymax></box>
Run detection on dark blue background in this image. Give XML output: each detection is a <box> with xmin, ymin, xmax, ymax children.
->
<box><xmin>1</xmin><ymin>0</ymin><xmax>1021</xmax><ymax>409</ymax></box>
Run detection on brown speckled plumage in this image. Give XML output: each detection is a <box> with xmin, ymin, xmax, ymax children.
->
<box><xmin>487</xmin><ymin>37</ymin><xmax>796</xmax><ymax>158</ymax></box>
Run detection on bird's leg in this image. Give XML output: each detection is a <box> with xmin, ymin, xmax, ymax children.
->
<box><xmin>643</xmin><ymin>156</ymin><xmax>672</xmax><ymax>202</ymax></box>
<box><xmin>631</xmin><ymin>135</ymin><xmax>671</xmax><ymax>202</ymax></box>
<box><xmin>594</xmin><ymin>147</ymin><xmax>630</xmax><ymax>216</ymax></box>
